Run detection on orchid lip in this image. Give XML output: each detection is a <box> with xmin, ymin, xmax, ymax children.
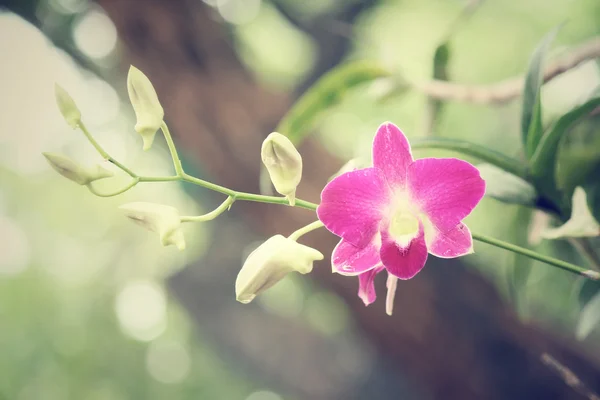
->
<box><xmin>388</xmin><ymin>211</ymin><xmax>419</xmax><ymax>247</ymax></box>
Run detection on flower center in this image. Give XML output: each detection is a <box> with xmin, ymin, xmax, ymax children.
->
<box><xmin>388</xmin><ymin>211</ymin><xmax>419</xmax><ymax>247</ymax></box>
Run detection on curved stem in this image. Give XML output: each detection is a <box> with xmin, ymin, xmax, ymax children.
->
<box><xmin>288</xmin><ymin>220</ymin><xmax>324</xmax><ymax>241</ymax></box>
<box><xmin>472</xmin><ymin>232</ymin><xmax>599</xmax><ymax>280</ymax></box>
<box><xmin>78</xmin><ymin>122</ymin><xmax>138</xmax><ymax>178</ymax></box>
<box><xmin>160</xmin><ymin>122</ymin><xmax>184</xmax><ymax>176</ymax></box>
<box><xmin>87</xmin><ymin>178</ymin><xmax>140</xmax><ymax>197</ymax></box>
<box><xmin>180</xmin><ymin>196</ymin><xmax>235</xmax><ymax>222</ymax></box>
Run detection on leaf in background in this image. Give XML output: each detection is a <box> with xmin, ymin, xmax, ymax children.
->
<box><xmin>521</xmin><ymin>26</ymin><xmax>562</xmax><ymax>158</ymax></box>
<box><xmin>555</xmin><ymin>113</ymin><xmax>600</xmax><ymax>193</ymax></box>
<box><xmin>576</xmin><ymin>290</ymin><xmax>600</xmax><ymax>340</ymax></box>
<box><xmin>530</xmin><ymin>89</ymin><xmax>600</xmax><ymax>181</ymax></box>
<box><xmin>586</xmin><ymin>180</ymin><xmax>600</xmax><ymax>223</ymax></box>
<box><xmin>411</xmin><ymin>137</ymin><xmax>529</xmax><ymax>180</ymax></box>
<box><xmin>542</xmin><ymin>187</ymin><xmax>600</xmax><ymax>239</ymax></box>
<box><xmin>276</xmin><ymin>61</ymin><xmax>391</xmax><ymax>144</ymax></box>
<box><xmin>477</xmin><ymin>164</ymin><xmax>537</xmax><ymax>206</ymax></box>
<box><xmin>579</xmin><ymin>279</ymin><xmax>600</xmax><ymax>308</ymax></box>
<box><xmin>261</xmin><ymin>61</ymin><xmax>391</xmax><ymax>194</ymax></box>
<box><xmin>420</xmin><ymin>43</ymin><xmax>450</xmax><ymax>137</ymax></box>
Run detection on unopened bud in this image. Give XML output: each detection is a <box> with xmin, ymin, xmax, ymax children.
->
<box><xmin>54</xmin><ymin>84</ymin><xmax>81</xmax><ymax>129</ymax></box>
<box><xmin>119</xmin><ymin>202</ymin><xmax>186</xmax><ymax>250</ymax></box>
<box><xmin>542</xmin><ymin>187</ymin><xmax>600</xmax><ymax>239</ymax></box>
<box><xmin>127</xmin><ymin>66</ymin><xmax>164</xmax><ymax>151</ymax></box>
<box><xmin>236</xmin><ymin>235</ymin><xmax>323</xmax><ymax>304</ymax></box>
<box><xmin>43</xmin><ymin>152</ymin><xmax>113</xmax><ymax>185</ymax></box>
<box><xmin>261</xmin><ymin>132</ymin><xmax>302</xmax><ymax>205</ymax></box>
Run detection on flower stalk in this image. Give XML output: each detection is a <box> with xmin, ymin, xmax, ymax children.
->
<box><xmin>69</xmin><ymin>117</ymin><xmax>596</xmax><ymax>281</ymax></box>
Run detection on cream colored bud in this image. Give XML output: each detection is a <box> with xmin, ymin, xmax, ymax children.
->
<box><xmin>261</xmin><ymin>132</ymin><xmax>302</xmax><ymax>205</ymax></box>
<box><xmin>236</xmin><ymin>235</ymin><xmax>323</xmax><ymax>304</ymax></box>
<box><xmin>43</xmin><ymin>152</ymin><xmax>113</xmax><ymax>185</ymax></box>
<box><xmin>119</xmin><ymin>202</ymin><xmax>186</xmax><ymax>250</ymax></box>
<box><xmin>127</xmin><ymin>66</ymin><xmax>164</xmax><ymax>151</ymax></box>
<box><xmin>542</xmin><ymin>187</ymin><xmax>600</xmax><ymax>239</ymax></box>
<box><xmin>54</xmin><ymin>84</ymin><xmax>81</xmax><ymax>129</ymax></box>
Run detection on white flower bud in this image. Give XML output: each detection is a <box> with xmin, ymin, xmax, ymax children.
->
<box><xmin>127</xmin><ymin>66</ymin><xmax>164</xmax><ymax>151</ymax></box>
<box><xmin>236</xmin><ymin>235</ymin><xmax>323</xmax><ymax>304</ymax></box>
<box><xmin>119</xmin><ymin>202</ymin><xmax>186</xmax><ymax>250</ymax></box>
<box><xmin>54</xmin><ymin>84</ymin><xmax>81</xmax><ymax>129</ymax></box>
<box><xmin>261</xmin><ymin>132</ymin><xmax>302</xmax><ymax>205</ymax></box>
<box><xmin>43</xmin><ymin>152</ymin><xmax>113</xmax><ymax>185</ymax></box>
<box><xmin>542</xmin><ymin>187</ymin><xmax>600</xmax><ymax>239</ymax></box>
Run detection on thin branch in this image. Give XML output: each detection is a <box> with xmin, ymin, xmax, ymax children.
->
<box><xmin>415</xmin><ymin>37</ymin><xmax>600</xmax><ymax>104</ymax></box>
<box><xmin>541</xmin><ymin>353</ymin><xmax>600</xmax><ymax>400</ymax></box>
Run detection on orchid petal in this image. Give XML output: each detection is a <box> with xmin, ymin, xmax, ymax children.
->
<box><xmin>426</xmin><ymin>222</ymin><xmax>474</xmax><ymax>258</ymax></box>
<box><xmin>372</xmin><ymin>122</ymin><xmax>413</xmax><ymax>188</ymax></box>
<box><xmin>380</xmin><ymin>223</ymin><xmax>428</xmax><ymax>280</ymax></box>
<box><xmin>408</xmin><ymin>158</ymin><xmax>485</xmax><ymax>231</ymax></box>
<box><xmin>318</xmin><ymin>167</ymin><xmax>389</xmax><ymax>248</ymax></box>
<box><xmin>332</xmin><ymin>237</ymin><xmax>381</xmax><ymax>276</ymax></box>
<box><xmin>358</xmin><ymin>265</ymin><xmax>384</xmax><ymax>306</ymax></box>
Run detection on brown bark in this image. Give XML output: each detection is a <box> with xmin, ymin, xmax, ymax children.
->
<box><xmin>78</xmin><ymin>0</ymin><xmax>600</xmax><ymax>398</ymax></box>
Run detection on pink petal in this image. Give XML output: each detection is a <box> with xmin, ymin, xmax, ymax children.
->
<box><xmin>427</xmin><ymin>222</ymin><xmax>474</xmax><ymax>258</ymax></box>
<box><xmin>408</xmin><ymin>158</ymin><xmax>485</xmax><ymax>231</ymax></box>
<box><xmin>358</xmin><ymin>265</ymin><xmax>384</xmax><ymax>306</ymax></box>
<box><xmin>380</xmin><ymin>224</ymin><xmax>428</xmax><ymax>280</ymax></box>
<box><xmin>318</xmin><ymin>167</ymin><xmax>389</xmax><ymax>248</ymax></box>
<box><xmin>372</xmin><ymin>122</ymin><xmax>413</xmax><ymax>188</ymax></box>
<box><xmin>332</xmin><ymin>237</ymin><xmax>381</xmax><ymax>276</ymax></box>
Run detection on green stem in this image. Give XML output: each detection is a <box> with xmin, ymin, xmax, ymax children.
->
<box><xmin>78</xmin><ymin>122</ymin><xmax>138</xmax><ymax>178</ymax></box>
<box><xmin>86</xmin><ymin>178</ymin><xmax>140</xmax><ymax>197</ymax></box>
<box><xmin>411</xmin><ymin>138</ymin><xmax>529</xmax><ymax>181</ymax></box>
<box><xmin>472</xmin><ymin>232</ymin><xmax>599</xmax><ymax>280</ymax></box>
<box><xmin>180</xmin><ymin>196</ymin><xmax>235</xmax><ymax>222</ymax></box>
<box><xmin>139</xmin><ymin>176</ymin><xmax>181</xmax><ymax>182</ymax></box>
<box><xmin>160</xmin><ymin>122</ymin><xmax>184</xmax><ymax>176</ymax></box>
<box><xmin>182</xmin><ymin>173</ymin><xmax>319</xmax><ymax>210</ymax></box>
<box><xmin>288</xmin><ymin>220</ymin><xmax>325</xmax><ymax>241</ymax></box>
<box><xmin>236</xmin><ymin>192</ymin><xmax>318</xmax><ymax>210</ymax></box>
<box><xmin>78</xmin><ymin>117</ymin><xmax>595</xmax><ymax>281</ymax></box>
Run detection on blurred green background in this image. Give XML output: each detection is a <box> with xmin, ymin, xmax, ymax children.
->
<box><xmin>0</xmin><ymin>0</ymin><xmax>599</xmax><ymax>399</ymax></box>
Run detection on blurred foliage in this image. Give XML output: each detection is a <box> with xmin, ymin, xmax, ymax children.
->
<box><xmin>1</xmin><ymin>0</ymin><xmax>600</xmax><ymax>398</ymax></box>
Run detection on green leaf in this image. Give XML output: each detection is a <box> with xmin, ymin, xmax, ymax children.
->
<box><xmin>579</xmin><ymin>279</ymin><xmax>600</xmax><ymax>308</ymax></box>
<box><xmin>477</xmin><ymin>164</ymin><xmax>537</xmax><ymax>206</ymax></box>
<box><xmin>530</xmin><ymin>89</ymin><xmax>600</xmax><ymax>180</ymax></box>
<box><xmin>411</xmin><ymin>138</ymin><xmax>529</xmax><ymax>181</ymax></box>
<box><xmin>576</xmin><ymin>290</ymin><xmax>600</xmax><ymax>340</ymax></box>
<box><xmin>586</xmin><ymin>180</ymin><xmax>600</xmax><ymax>223</ymax></box>
<box><xmin>521</xmin><ymin>26</ymin><xmax>561</xmax><ymax>158</ymax></box>
<box><xmin>555</xmin><ymin>113</ymin><xmax>600</xmax><ymax>193</ymax></box>
<box><xmin>276</xmin><ymin>61</ymin><xmax>392</xmax><ymax>144</ymax></box>
<box><xmin>421</xmin><ymin>43</ymin><xmax>450</xmax><ymax>136</ymax></box>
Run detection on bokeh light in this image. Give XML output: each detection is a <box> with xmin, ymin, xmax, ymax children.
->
<box><xmin>115</xmin><ymin>280</ymin><xmax>167</xmax><ymax>341</ymax></box>
<box><xmin>72</xmin><ymin>8</ymin><xmax>117</xmax><ymax>60</ymax></box>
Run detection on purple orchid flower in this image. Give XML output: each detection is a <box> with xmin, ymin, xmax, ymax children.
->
<box><xmin>317</xmin><ymin>122</ymin><xmax>486</xmax><ymax>313</ymax></box>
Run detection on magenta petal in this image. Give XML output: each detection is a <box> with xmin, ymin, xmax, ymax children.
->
<box><xmin>358</xmin><ymin>265</ymin><xmax>384</xmax><ymax>306</ymax></box>
<box><xmin>372</xmin><ymin>122</ymin><xmax>413</xmax><ymax>188</ymax></box>
<box><xmin>408</xmin><ymin>158</ymin><xmax>485</xmax><ymax>231</ymax></box>
<box><xmin>318</xmin><ymin>167</ymin><xmax>389</xmax><ymax>248</ymax></box>
<box><xmin>380</xmin><ymin>225</ymin><xmax>428</xmax><ymax>280</ymax></box>
<box><xmin>428</xmin><ymin>223</ymin><xmax>474</xmax><ymax>258</ymax></box>
<box><xmin>332</xmin><ymin>238</ymin><xmax>381</xmax><ymax>276</ymax></box>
